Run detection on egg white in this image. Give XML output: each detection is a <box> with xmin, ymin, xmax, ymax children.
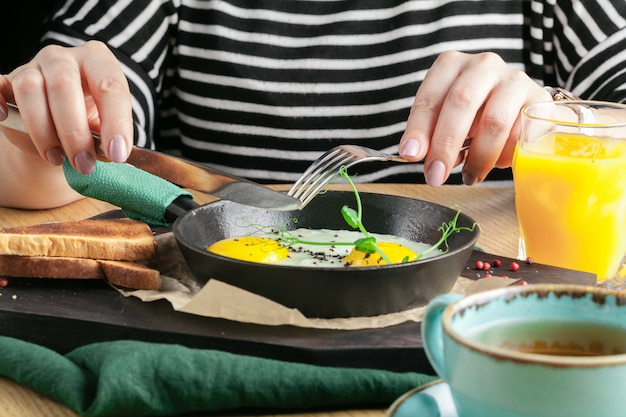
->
<box><xmin>260</xmin><ymin>228</ymin><xmax>437</xmax><ymax>267</ymax></box>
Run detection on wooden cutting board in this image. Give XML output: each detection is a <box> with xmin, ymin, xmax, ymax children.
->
<box><xmin>0</xmin><ymin>249</ymin><xmax>594</xmax><ymax>374</ymax></box>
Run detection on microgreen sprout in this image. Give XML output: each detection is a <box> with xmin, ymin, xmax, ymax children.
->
<box><xmin>271</xmin><ymin>167</ymin><xmax>394</xmax><ymax>264</ymax></box>
<box><xmin>416</xmin><ymin>207</ymin><xmax>478</xmax><ymax>259</ymax></box>
<box><xmin>338</xmin><ymin>166</ymin><xmax>394</xmax><ymax>264</ymax></box>
<box><xmin>256</xmin><ymin>166</ymin><xmax>476</xmax><ymax>266</ymax></box>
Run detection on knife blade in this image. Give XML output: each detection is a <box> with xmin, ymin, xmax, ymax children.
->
<box><xmin>1</xmin><ymin>103</ymin><xmax>302</xmax><ymax>211</ymax></box>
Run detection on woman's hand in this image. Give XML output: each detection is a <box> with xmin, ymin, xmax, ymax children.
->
<box><xmin>0</xmin><ymin>40</ymin><xmax>133</xmax><ymax>175</ymax></box>
<box><xmin>0</xmin><ymin>41</ymin><xmax>134</xmax><ymax>208</ymax></box>
<box><xmin>399</xmin><ymin>51</ymin><xmax>553</xmax><ymax>186</ymax></box>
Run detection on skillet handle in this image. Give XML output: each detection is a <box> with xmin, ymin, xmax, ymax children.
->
<box><xmin>63</xmin><ymin>159</ymin><xmax>195</xmax><ymax>226</ymax></box>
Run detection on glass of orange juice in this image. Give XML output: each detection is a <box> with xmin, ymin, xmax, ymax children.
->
<box><xmin>513</xmin><ymin>101</ymin><xmax>626</xmax><ymax>281</ymax></box>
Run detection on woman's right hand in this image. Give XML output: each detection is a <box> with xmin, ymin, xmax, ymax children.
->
<box><xmin>0</xmin><ymin>40</ymin><xmax>134</xmax><ymax>175</ymax></box>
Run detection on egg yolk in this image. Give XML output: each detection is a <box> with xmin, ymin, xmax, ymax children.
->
<box><xmin>207</xmin><ymin>237</ymin><xmax>289</xmax><ymax>264</ymax></box>
<box><xmin>343</xmin><ymin>242</ymin><xmax>418</xmax><ymax>266</ymax></box>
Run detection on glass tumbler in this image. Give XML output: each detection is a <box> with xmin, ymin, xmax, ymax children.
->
<box><xmin>513</xmin><ymin>100</ymin><xmax>626</xmax><ymax>281</ymax></box>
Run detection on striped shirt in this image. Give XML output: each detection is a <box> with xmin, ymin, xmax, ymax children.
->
<box><xmin>42</xmin><ymin>0</ymin><xmax>626</xmax><ymax>184</ymax></box>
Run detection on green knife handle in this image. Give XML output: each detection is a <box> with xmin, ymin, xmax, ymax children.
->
<box><xmin>63</xmin><ymin>159</ymin><xmax>194</xmax><ymax>226</ymax></box>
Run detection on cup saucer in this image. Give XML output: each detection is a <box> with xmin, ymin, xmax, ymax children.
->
<box><xmin>386</xmin><ymin>379</ymin><xmax>458</xmax><ymax>417</ymax></box>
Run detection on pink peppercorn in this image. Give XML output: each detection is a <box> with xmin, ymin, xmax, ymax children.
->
<box><xmin>510</xmin><ymin>261</ymin><xmax>520</xmax><ymax>272</ymax></box>
<box><xmin>0</xmin><ymin>278</ymin><xmax>8</xmax><ymax>287</ymax></box>
<box><xmin>517</xmin><ymin>280</ymin><xmax>528</xmax><ymax>285</ymax></box>
<box><xmin>526</xmin><ymin>257</ymin><xmax>534</xmax><ymax>264</ymax></box>
<box><xmin>493</xmin><ymin>259</ymin><xmax>502</xmax><ymax>267</ymax></box>
<box><xmin>482</xmin><ymin>262</ymin><xmax>491</xmax><ymax>271</ymax></box>
<box><xmin>475</xmin><ymin>260</ymin><xmax>484</xmax><ymax>270</ymax></box>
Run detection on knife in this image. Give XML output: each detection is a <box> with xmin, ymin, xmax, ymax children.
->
<box><xmin>1</xmin><ymin>103</ymin><xmax>301</xmax><ymax>211</ymax></box>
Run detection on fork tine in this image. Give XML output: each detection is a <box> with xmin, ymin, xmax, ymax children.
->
<box><xmin>288</xmin><ymin>149</ymin><xmax>356</xmax><ymax>200</ymax></box>
<box><xmin>290</xmin><ymin>160</ymin><xmax>351</xmax><ymax>204</ymax></box>
<box><xmin>294</xmin><ymin>156</ymin><xmax>357</xmax><ymax>208</ymax></box>
<box><xmin>290</xmin><ymin>153</ymin><xmax>355</xmax><ymax>196</ymax></box>
<box><xmin>288</xmin><ymin>149</ymin><xmax>343</xmax><ymax>196</ymax></box>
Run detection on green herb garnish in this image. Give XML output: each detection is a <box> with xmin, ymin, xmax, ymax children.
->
<box><xmin>272</xmin><ymin>166</ymin><xmax>476</xmax><ymax>265</ymax></box>
<box><xmin>272</xmin><ymin>167</ymin><xmax>393</xmax><ymax>263</ymax></box>
<box><xmin>338</xmin><ymin>166</ymin><xmax>394</xmax><ymax>264</ymax></box>
<box><xmin>418</xmin><ymin>206</ymin><xmax>477</xmax><ymax>259</ymax></box>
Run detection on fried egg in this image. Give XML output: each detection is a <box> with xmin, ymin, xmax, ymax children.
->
<box><xmin>206</xmin><ymin>228</ymin><xmax>437</xmax><ymax>268</ymax></box>
<box><xmin>343</xmin><ymin>241</ymin><xmax>420</xmax><ymax>266</ymax></box>
<box><xmin>207</xmin><ymin>236</ymin><xmax>289</xmax><ymax>264</ymax></box>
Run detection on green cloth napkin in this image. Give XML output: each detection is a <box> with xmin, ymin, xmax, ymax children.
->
<box><xmin>0</xmin><ymin>336</ymin><xmax>436</xmax><ymax>417</ymax></box>
<box><xmin>63</xmin><ymin>159</ymin><xmax>192</xmax><ymax>226</ymax></box>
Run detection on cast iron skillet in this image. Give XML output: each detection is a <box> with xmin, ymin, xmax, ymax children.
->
<box><xmin>67</xmin><ymin>163</ymin><xmax>479</xmax><ymax>318</ymax></box>
<box><xmin>173</xmin><ymin>191</ymin><xmax>479</xmax><ymax>318</ymax></box>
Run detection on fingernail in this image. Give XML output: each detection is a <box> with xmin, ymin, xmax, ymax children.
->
<box><xmin>74</xmin><ymin>151</ymin><xmax>95</xmax><ymax>175</ymax></box>
<box><xmin>108</xmin><ymin>135</ymin><xmax>128</xmax><ymax>163</ymax></box>
<box><xmin>425</xmin><ymin>160</ymin><xmax>446</xmax><ymax>187</ymax></box>
<box><xmin>46</xmin><ymin>147</ymin><xmax>66</xmax><ymax>166</ymax></box>
<box><xmin>399</xmin><ymin>139</ymin><xmax>420</xmax><ymax>157</ymax></box>
<box><xmin>462</xmin><ymin>171</ymin><xmax>477</xmax><ymax>186</ymax></box>
<box><xmin>0</xmin><ymin>104</ymin><xmax>6</xmax><ymax>122</ymax></box>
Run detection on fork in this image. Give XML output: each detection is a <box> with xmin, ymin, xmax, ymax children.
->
<box><xmin>288</xmin><ymin>139</ymin><xmax>471</xmax><ymax>209</ymax></box>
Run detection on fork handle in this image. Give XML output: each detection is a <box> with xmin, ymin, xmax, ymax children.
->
<box><xmin>391</xmin><ymin>137</ymin><xmax>471</xmax><ymax>162</ymax></box>
<box><xmin>387</xmin><ymin>155</ymin><xmax>410</xmax><ymax>163</ymax></box>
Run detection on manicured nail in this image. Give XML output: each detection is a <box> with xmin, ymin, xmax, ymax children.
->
<box><xmin>462</xmin><ymin>171</ymin><xmax>477</xmax><ymax>186</ymax></box>
<box><xmin>399</xmin><ymin>139</ymin><xmax>420</xmax><ymax>157</ymax></box>
<box><xmin>74</xmin><ymin>151</ymin><xmax>95</xmax><ymax>175</ymax></box>
<box><xmin>45</xmin><ymin>147</ymin><xmax>66</xmax><ymax>166</ymax></box>
<box><xmin>108</xmin><ymin>135</ymin><xmax>128</xmax><ymax>163</ymax></box>
<box><xmin>425</xmin><ymin>160</ymin><xmax>446</xmax><ymax>187</ymax></box>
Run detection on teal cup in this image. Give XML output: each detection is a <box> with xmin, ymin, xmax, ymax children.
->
<box><xmin>422</xmin><ymin>284</ymin><xmax>626</xmax><ymax>417</ymax></box>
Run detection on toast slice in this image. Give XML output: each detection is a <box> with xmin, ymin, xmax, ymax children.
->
<box><xmin>0</xmin><ymin>255</ymin><xmax>103</xmax><ymax>279</ymax></box>
<box><xmin>0</xmin><ymin>218</ymin><xmax>156</xmax><ymax>261</ymax></box>
<box><xmin>98</xmin><ymin>260</ymin><xmax>161</xmax><ymax>290</ymax></box>
<box><xmin>0</xmin><ymin>255</ymin><xmax>161</xmax><ymax>290</ymax></box>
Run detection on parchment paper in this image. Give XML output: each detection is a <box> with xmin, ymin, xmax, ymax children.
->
<box><xmin>115</xmin><ymin>233</ymin><xmax>514</xmax><ymax>330</ymax></box>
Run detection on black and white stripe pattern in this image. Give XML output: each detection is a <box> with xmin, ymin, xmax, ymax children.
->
<box><xmin>43</xmin><ymin>0</ymin><xmax>626</xmax><ymax>184</ymax></box>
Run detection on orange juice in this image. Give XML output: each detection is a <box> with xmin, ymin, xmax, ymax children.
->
<box><xmin>513</xmin><ymin>132</ymin><xmax>626</xmax><ymax>280</ymax></box>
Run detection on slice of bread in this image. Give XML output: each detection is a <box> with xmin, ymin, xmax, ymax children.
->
<box><xmin>0</xmin><ymin>255</ymin><xmax>161</xmax><ymax>290</ymax></box>
<box><xmin>0</xmin><ymin>218</ymin><xmax>156</xmax><ymax>261</ymax></box>
<box><xmin>0</xmin><ymin>255</ymin><xmax>103</xmax><ymax>279</ymax></box>
<box><xmin>98</xmin><ymin>260</ymin><xmax>161</xmax><ymax>290</ymax></box>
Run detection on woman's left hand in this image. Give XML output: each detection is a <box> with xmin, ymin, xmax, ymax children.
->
<box><xmin>399</xmin><ymin>51</ymin><xmax>553</xmax><ymax>186</ymax></box>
